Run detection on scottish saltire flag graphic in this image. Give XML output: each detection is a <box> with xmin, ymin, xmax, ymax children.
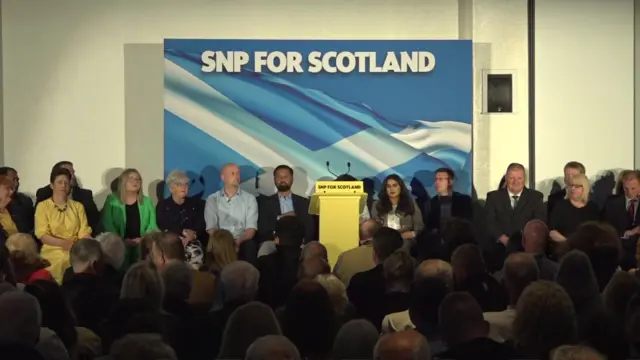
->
<box><xmin>163</xmin><ymin>39</ymin><xmax>472</xmax><ymax>199</ymax></box>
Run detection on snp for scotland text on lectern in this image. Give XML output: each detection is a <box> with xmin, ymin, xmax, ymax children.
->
<box><xmin>309</xmin><ymin>181</ymin><xmax>368</xmax><ymax>268</ymax></box>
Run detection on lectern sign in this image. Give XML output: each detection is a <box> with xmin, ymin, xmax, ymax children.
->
<box><xmin>315</xmin><ymin>181</ymin><xmax>364</xmax><ymax>194</ymax></box>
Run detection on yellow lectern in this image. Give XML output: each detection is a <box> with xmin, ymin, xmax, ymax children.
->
<box><xmin>309</xmin><ymin>181</ymin><xmax>368</xmax><ymax>268</ymax></box>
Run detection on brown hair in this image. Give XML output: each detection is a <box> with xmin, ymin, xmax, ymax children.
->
<box><xmin>564</xmin><ymin>161</ymin><xmax>586</xmax><ymax>174</ymax></box>
<box><xmin>206</xmin><ymin>229</ymin><xmax>238</xmax><ymax>273</ymax></box>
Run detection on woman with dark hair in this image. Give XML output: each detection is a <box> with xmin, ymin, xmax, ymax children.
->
<box><xmin>371</xmin><ymin>174</ymin><xmax>424</xmax><ymax>250</ymax></box>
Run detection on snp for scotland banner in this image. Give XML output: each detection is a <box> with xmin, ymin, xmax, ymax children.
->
<box><xmin>164</xmin><ymin>39</ymin><xmax>473</xmax><ymax>198</ymax></box>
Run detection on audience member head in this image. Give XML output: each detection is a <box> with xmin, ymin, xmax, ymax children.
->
<box><xmin>373</xmin><ymin>330</ymin><xmax>431</xmax><ymax>360</ymax></box>
<box><xmin>602</xmin><ymin>271</ymin><xmax>640</xmax><ymax>325</ymax></box>
<box><xmin>274</xmin><ymin>216</ymin><xmax>305</xmax><ymax>247</ymax></box>
<box><xmin>161</xmin><ymin>261</ymin><xmax>193</xmax><ymax>301</ymax></box>
<box><xmin>563</xmin><ymin>161</ymin><xmax>586</xmax><ymax>188</ymax></box>
<box><xmin>95</xmin><ymin>232</ymin><xmax>125</xmax><ymax>270</ymax></box>
<box><xmin>513</xmin><ymin>281</ymin><xmax>577</xmax><ymax>358</ymax></box>
<box><xmin>359</xmin><ymin>219</ymin><xmax>381</xmax><ymax>244</ymax></box>
<box><xmin>69</xmin><ymin>238</ymin><xmax>104</xmax><ymax>274</ymax></box>
<box><xmin>5</xmin><ymin>233</ymin><xmax>48</xmax><ymax>282</ymax></box>
<box><xmin>300</xmin><ymin>241</ymin><xmax>328</xmax><ymax>262</ymax></box>
<box><xmin>298</xmin><ymin>256</ymin><xmax>330</xmax><ymax>280</ymax></box>
<box><xmin>221</xmin><ymin>163</ymin><xmax>241</xmax><ymax>189</ymax></box>
<box><xmin>566</xmin><ymin>173</ymin><xmax>591</xmax><ymax>203</ymax></box>
<box><xmin>0</xmin><ymin>289</ymin><xmax>41</xmax><ymax>346</ymax></box>
<box><xmin>315</xmin><ymin>274</ymin><xmax>348</xmax><ymax>315</ymax></box>
<box><xmin>568</xmin><ymin>222</ymin><xmax>620</xmax><ymax>291</ymax></box>
<box><xmin>434</xmin><ymin>168</ymin><xmax>455</xmax><ymax>196</ymax></box>
<box><xmin>166</xmin><ymin>170</ymin><xmax>190</xmax><ymax>201</ymax></box>
<box><xmin>409</xmin><ymin>276</ymin><xmax>451</xmax><ymax>334</ymax></box>
<box><xmin>0</xmin><ymin>167</ymin><xmax>18</xmax><ymax>192</ymax></box>
<box><xmin>218</xmin><ymin>301</ymin><xmax>282</xmax><ymax>360</ymax></box>
<box><xmin>333</xmin><ymin>319</ymin><xmax>379</xmax><ymax>360</ymax></box>
<box><xmin>442</xmin><ymin>218</ymin><xmax>476</xmax><ymax>259</ymax></box>
<box><xmin>623</xmin><ymin>170</ymin><xmax>640</xmax><ymax>199</ymax></box>
<box><xmin>372</xmin><ymin>227</ymin><xmax>404</xmax><ymax>265</ymax></box>
<box><xmin>415</xmin><ymin>259</ymin><xmax>453</xmax><ymax>288</ymax></box>
<box><xmin>556</xmin><ymin>250</ymin><xmax>600</xmax><ymax>307</ymax></box>
<box><xmin>220</xmin><ymin>260</ymin><xmax>260</xmax><ymax>303</ymax></box>
<box><xmin>110</xmin><ymin>333</ymin><xmax>177</xmax><ymax>360</ymax></box>
<box><xmin>49</xmin><ymin>167</ymin><xmax>72</xmax><ymax>200</ymax></box>
<box><xmin>246</xmin><ymin>335</ymin><xmax>301</xmax><ymax>360</ymax></box>
<box><xmin>383</xmin><ymin>250</ymin><xmax>414</xmax><ymax>292</ymax></box>
<box><xmin>505</xmin><ymin>162</ymin><xmax>526</xmax><ymax>194</ymax></box>
<box><xmin>150</xmin><ymin>231</ymin><xmax>184</xmax><ymax>270</ymax></box>
<box><xmin>120</xmin><ymin>261</ymin><xmax>165</xmax><ymax>311</ymax></box>
<box><xmin>522</xmin><ymin>219</ymin><xmax>549</xmax><ymax>254</ymax></box>
<box><xmin>50</xmin><ymin>161</ymin><xmax>76</xmax><ymax>187</ymax></box>
<box><xmin>0</xmin><ymin>244</ymin><xmax>16</xmax><ymax>286</ymax></box>
<box><xmin>24</xmin><ymin>280</ymin><xmax>78</xmax><ymax>352</ymax></box>
<box><xmin>0</xmin><ymin>175</ymin><xmax>14</xmax><ymax>208</ymax></box>
<box><xmin>503</xmin><ymin>253</ymin><xmax>539</xmax><ymax>307</ymax></box>
<box><xmin>206</xmin><ymin>229</ymin><xmax>238</xmax><ymax>273</ymax></box>
<box><xmin>551</xmin><ymin>345</ymin><xmax>604</xmax><ymax>360</ymax></box>
<box><xmin>438</xmin><ymin>292</ymin><xmax>488</xmax><ymax>346</ymax></box>
<box><xmin>377</xmin><ymin>174</ymin><xmax>414</xmax><ymax>216</ymax></box>
<box><xmin>282</xmin><ymin>280</ymin><xmax>336</xmax><ymax>358</ymax></box>
<box><xmin>451</xmin><ymin>243</ymin><xmax>486</xmax><ymax>285</ymax></box>
<box><xmin>273</xmin><ymin>165</ymin><xmax>294</xmax><ymax>193</ymax></box>
<box><xmin>118</xmin><ymin>168</ymin><xmax>144</xmax><ymax>203</ymax></box>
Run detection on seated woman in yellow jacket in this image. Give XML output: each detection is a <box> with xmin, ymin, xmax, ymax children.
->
<box><xmin>35</xmin><ymin>167</ymin><xmax>92</xmax><ymax>283</ymax></box>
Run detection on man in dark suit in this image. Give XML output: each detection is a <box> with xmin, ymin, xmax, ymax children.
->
<box><xmin>602</xmin><ymin>170</ymin><xmax>640</xmax><ymax>269</ymax></box>
<box><xmin>35</xmin><ymin>161</ymin><xmax>101</xmax><ymax>235</ymax></box>
<box><xmin>484</xmin><ymin>163</ymin><xmax>545</xmax><ymax>271</ymax></box>
<box><xmin>257</xmin><ymin>165</ymin><xmax>314</xmax><ymax>244</ymax></box>
<box><xmin>0</xmin><ymin>167</ymin><xmax>34</xmax><ymax>233</ymax></box>
<box><xmin>427</xmin><ymin>168</ymin><xmax>473</xmax><ymax>232</ymax></box>
<box><xmin>547</xmin><ymin>161</ymin><xmax>585</xmax><ymax>217</ymax></box>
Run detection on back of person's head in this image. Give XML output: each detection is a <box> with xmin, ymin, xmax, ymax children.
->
<box><xmin>298</xmin><ymin>256</ymin><xmax>330</xmax><ymax>280</ymax></box>
<box><xmin>155</xmin><ymin>232</ymin><xmax>185</xmax><ymax>263</ymax></box>
<box><xmin>415</xmin><ymin>259</ymin><xmax>453</xmax><ymax>288</ymax></box>
<box><xmin>550</xmin><ymin>345</ymin><xmax>605</xmax><ymax>360</ymax></box>
<box><xmin>69</xmin><ymin>238</ymin><xmax>104</xmax><ymax>274</ymax></box>
<box><xmin>120</xmin><ymin>261</ymin><xmax>164</xmax><ymax>311</ymax></box>
<box><xmin>315</xmin><ymin>274</ymin><xmax>348</xmax><ymax>315</ymax></box>
<box><xmin>5</xmin><ymin>233</ymin><xmax>40</xmax><ymax>264</ymax></box>
<box><xmin>110</xmin><ymin>333</ymin><xmax>177</xmax><ymax>360</ymax></box>
<box><xmin>451</xmin><ymin>243</ymin><xmax>486</xmax><ymax>283</ymax></box>
<box><xmin>300</xmin><ymin>241</ymin><xmax>328</xmax><ymax>262</ymax></box>
<box><xmin>360</xmin><ymin>219</ymin><xmax>381</xmax><ymax>242</ymax></box>
<box><xmin>218</xmin><ymin>301</ymin><xmax>282</xmax><ymax>359</ymax></box>
<box><xmin>442</xmin><ymin>218</ymin><xmax>476</xmax><ymax>258</ymax></box>
<box><xmin>373</xmin><ymin>330</ymin><xmax>431</xmax><ymax>360</ymax></box>
<box><xmin>220</xmin><ymin>260</ymin><xmax>260</xmax><ymax>303</ymax></box>
<box><xmin>513</xmin><ymin>280</ymin><xmax>577</xmax><ymax>357</ymax></box>
<box><xmin>245</xmin><ymin>335</ymin><xmax>301</xmax><ymax>360</ymax></box>
<box><xmin>95</xmin><ymin>232</ymin><xmax>126</xmax><ymax>270</ymax></box>
<box><xmin>503</xmin><ymin>253</ymin><xmax>539</xmax><ymax>306</ymax></box>
<box><xmin>275</xmin><ymin>216</ymin><xmax>305</xmax><ymax>247</ymax></box>
<box><xmin>409</xmin><ymin>276</ymin><xmax>451</xmax><ymax>330</ymax></box>
<box><xmin>438</xmin><ymin>292</ymin><xmax>488</xmax><ymax>345</ymax></box>
<box><xmin>568</xmin><ymin>221</ymin><xmax>621</xmax><ymax>290</ymax></box>
<box><xmin>333</xmin><ymin>319</ymin><xmax>379</xmax><ymax>360</ymax></box>
<box><xmin>603</xmin><ymin>270</ymin><xmax>640</xmax><ymax>325</ymax></box>
<box><xmin>161</xmin><ymin>261</ymin><xmax>193</xmax><ymax>300</ymax></box>
<box><xmin>522</xmin><ymin>219</ymin><xmax>549</xmax><ymax>253</ymax></box>
<box><xmin>282</xmin><ymin>279</ymin><xmax>336</xmax><ymax>358</ymax></box>
<box><xmin>206</xmin><ymin>229</ymin><xmax>238</xmax><ymax>272</ymax></box>
<box><xmin>0</xmin><ymin>290</ymin><xmax>41</xmax><ymax>346</ymax></box>
<box><xmin>556</xmin><ymin>250</ymin><xmax>600</xmax><ymax>304</ymax></box>
<box><xmin>372</xmin><ymin>227</ymin><xmax>404</xmax><ymax>264</ymax></box>
<box><xmin>0</xmin><ymin>244</ymin><xmax>17</xmax><ymax>286</ymax></box>
<box><xmin>383</xmin><ymin>250</ymin><xmax>414</xmax><ymax>291</ymax></box>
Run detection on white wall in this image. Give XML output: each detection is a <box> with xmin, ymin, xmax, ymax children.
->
<box><xmin>535</xmin><ymin>0</ymin><xmax>635</xmax><ymax>195</ymax></box>
<box><xmin>2</xmin><ymin>0</ymin><xmax>529</xmax><ymax>204</ymax></box>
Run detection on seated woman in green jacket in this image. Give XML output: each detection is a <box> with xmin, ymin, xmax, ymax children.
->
<box><xmin>101</xmin><ymin>168</ymin><xmax>157</xmax><ymax>270</ymax></box>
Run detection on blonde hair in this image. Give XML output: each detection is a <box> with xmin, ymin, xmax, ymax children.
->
<box><xmin>5</xmin><ymin>233</ymin><xmax>41</xmax><ymax>265</ymax></box>
<box><xmin>566</xmin><ymin>173</ymin><xmax>591</xmax><ymax>203</ymax></box>
<box><xmin>315</xmin><ymin>274</ymin><xmax>348</xmax><ymax>314</ymax></box>
<box><xmin>118</xmin><ymin>168</ymin><xmax>144</xmax><ymax>204</ymax></box>
<box><xmin>206</xmin><ymin>229</ymin><xmax>238</xmax><ymax>273</ymax></box>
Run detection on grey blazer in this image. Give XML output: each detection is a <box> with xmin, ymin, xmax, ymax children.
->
<box><xmin>371</xmin><ymin>200</ymin><xmax>424</xmax><ymax>235</ymax></box>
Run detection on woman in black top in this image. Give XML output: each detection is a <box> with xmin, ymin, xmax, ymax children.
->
<box><xmin>550</xmin><ymin>173</ymin><xmax>599</xmax><ymax>242</ymax></box>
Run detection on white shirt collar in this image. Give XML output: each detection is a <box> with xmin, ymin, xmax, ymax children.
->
<box><xmin>508</xmin><ymin>189</ymin><xmax>523</xmax><ymax>198</ymax></box>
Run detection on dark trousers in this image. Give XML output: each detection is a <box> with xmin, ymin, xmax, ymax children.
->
<box><xmin>238</xmin><ymin>239</ymin><xmax>258</xmax><ymax>264</ymax></box>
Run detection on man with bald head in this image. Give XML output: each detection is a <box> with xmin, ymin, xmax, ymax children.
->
<box><xmin>374</xmin><ymin>330</ymin><xmax>430</xmax><ymax>360</ymax></box>
<box><xmin>205</xmin><ymin>163</ymin><xmax>259</xmax><ymax>262</ymax></box>
<box><xmin>333</xmin><ymin>219</ymin><xmax>381</xmax><ymax>286</ymax></box>
<box><xmin>522</xmin><ymin>219</ymin><xmax>558</xmax><ymax>280</ymax></box>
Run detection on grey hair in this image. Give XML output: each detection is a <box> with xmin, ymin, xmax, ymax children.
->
<box><xmin>550</xmin><ymin>345</ymin><xmax>605</xmax><ymax>360</ymax></box>
<box><xmin>300</xmin><ymin>241</ymin><xmax>328</xmax><ymax>261</ymax></box>
<box><xmin>121</xmin><ymin>262</ymin><xmax>165</xmax><ymax>311</ymax></box>
<box><xmin>110</xmin><ymin>333</ymin><xmax>177</xmax><ymax>360</ymax></box>
<box><xmin>315</xmin><ymin>274</ymin><xmax>348</xmax><ymax>314</ymax></box>
<box><xmin>95</xmin><ymin>232</ymin><xmax>125</xmax><ymax>269</ymax></box>
<box><xmin>373</xmin><ymin>331</ymin><xmax>431</xmax><ymax>360</ymax></box>
<box><xmin>166</xmin><ymin>170</ymin><xmax>189</xmax><ymax>187</ymax></box>
<box><xmin>333</xmin><ymin>319</ymin><xmax>379</xmax><ymax>360</ymax></box>
<box><xmin>245</xmin><ymin>335</ymin><xmax>301</xmax><ymax>360</ymax></box>
<box><xmin>69</xmin><ymin>238</ymin><xmax>103</xmax><ymax>272</ymax></box>
<box><xmin>161</xmin><ymin>262</ymin><xmax>193</xmax><ymax>300</ymax></box>
<box><xmin>221</xmin><ymin>261</ymin><xmax>260</xmax><ymax>303</ymax></box>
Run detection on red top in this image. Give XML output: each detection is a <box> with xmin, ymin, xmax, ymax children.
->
<box><xmin>26</xmin><ymin>268</ymin><xmax>54</xmax><ymax>283</ymax></box>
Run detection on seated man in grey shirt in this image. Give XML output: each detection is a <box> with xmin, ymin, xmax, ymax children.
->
<box><xmin>204</xmin><ymin>163</ymin><xmax>259</xmax><ymax>263</ymax></box>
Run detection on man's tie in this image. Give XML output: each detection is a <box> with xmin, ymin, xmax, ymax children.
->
<box><xmin>512</xmin><ymin>195</ymin><xmax>519</xmax><ymax>209</ymax></box>
<box><xmin>628</xmin><ymin>199</ymin><xmax>637</xmax><ymax>225</ymax></box>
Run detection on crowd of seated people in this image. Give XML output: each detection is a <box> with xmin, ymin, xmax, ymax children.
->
<box><xmin>0</xmin><ymin>159</ymin><xmax>639</xmax><ymax>359</ymax></box>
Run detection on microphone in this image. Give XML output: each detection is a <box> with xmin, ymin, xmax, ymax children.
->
<box><xmin>255</xmin><ymin>170</ymin><xmax>260</xmax><ymax>190</ymax></box>
<box><xmin>326</xmin><ymin>161</ymin><xmax>339</xmax><ymax>177</ymax></box>
<box><xmin>346</xmin><ymin>162</ymin><xmax>351</xmax><ymax>175</ymax></box>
